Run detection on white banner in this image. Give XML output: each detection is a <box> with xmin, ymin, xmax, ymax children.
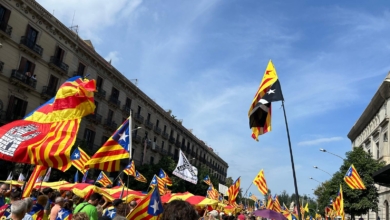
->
<box><xmin>172</xmin><ymin>150</ymin><xmax>198</xmax><ymax>184</ymax></box>
<box><xmin>218</xmin><ymin>183</ymin><xmax>228</xmax><ymax>194</ymax></box>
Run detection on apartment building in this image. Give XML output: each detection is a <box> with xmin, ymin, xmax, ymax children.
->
<box><xmin>348</xmin><ymin>73</ymin><xmax>390</xmax><ymax>220</ymax></box>
<box><xmin>0</xmin><ymin>0</ymin><xmax>228</xmax><ymax>183</ymax></box>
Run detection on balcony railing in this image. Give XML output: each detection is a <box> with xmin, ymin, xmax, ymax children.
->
<box><xmin>132</xmin><ymin>133</ymin><xmax>141</xmax><ymax>143</ymax></box>
<box><xmin>86</xmin><ymin>114</ymin><xmax>102</xmax><ymax>124</ymax></box>
<box><xmin>41</xmin><ymin>86</ymin><xmax>56</xmax><ymax>98</ymax></box>
<box><xmin>121</xmin><ymin>105</ymin><xmax>131</xmax><ymax>114</ymax></box>
<box><xmin>49</xmin><ymin>56</ymin><xmax>69</xmax><ymax>74</ymax></box>
<box><xmin>10</xmin><ymin>70</ymin><xmax>37</xmax><ymax>89</ymax></box>
<box><xmin>154</xmin><ymin>126</ymin><xmax>161</xmax><ymax>135</ymax></box>
<box><xmin>108</xmin><ymin>95</ymin><xmax>121</xmax><ymax>107</ymax></box>
<box><xmin>103</xmin><ymin>119</ymin><xmax>117</xmax><ymax>131</ymax></box>
<box><xmin>0</xmin><ymin>21</ymin><xmax>12</xmax><ymax>37</ymax></box>
<box><xmin>175</xmin><ymin>141</ymin><xmax>181</xmax><ymax>148</ymax></box>
<box><xmin>152</xmin><ymin>144</ymin><xmax>160</xmax><ymax>152</ymax></box>
<box><xmin>20</xmin><ymin>36</ymin><xmax>43</xmax><ymax>56</ymax></box>
<box><xmin>160</xmin><ymin>149</ymin><xmax>168</xmax><ymax>155</ymax></box>
<box><xmin>95</xmin><ymin>87</ymin><xmax>106</xmax><ymax>99</ymax></box>
<box><xmin>162</xmin><ymin>132</ymin><xmax>169</xmax><ymax>139</ymax></box>
<box><xmin>169</xmin><ymin>137</ymin><xmax>175</xmax><ymax>144</ymax></box>
<box><xmin>0</xmin><ymin>61</ymin><xmax>3</xmax><ymax>72</ymax></box>
<box><xmin>144</xmin><ymin>120</ymin><xmax>153</xmax><ymax>130</ymax></box>
<box><xmin>134</xmin><ymin>113</ymin><xmax>144</xmax><ymax>124</ymax></box>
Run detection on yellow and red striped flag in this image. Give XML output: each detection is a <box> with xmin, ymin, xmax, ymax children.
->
<box><xmin>227</xmin><ymin>177</ymin><xmax>240</xmax><ymax>205</ymax></box>
<box><xmin>344</xmin><ymin>164</ymin><xmax>366</xmax><ymax>189</ymax></box>
<box><xmin>253</xmin><ymin>169</ymin><xmax>268</xmax><ymax>195</ymax></box>
<box><xmin>158</xmin><ymin>168</ymin><xmax>172</xmax><ymax>186</ymax></box>
<box><xmin>266</xmin><ymin>194</ymin><xmax>273</xmax><ymax>209</ymax></box>
<box><xmin>273</xmin><ymin>195</ymin><xmax>281</xmax><ymax>212</ymax></box>
<box><xmin>0</xmin><ymin>76</ymin><xmax>96</xmax><ymax>171</ymax></box>
<box><xmin>124</xmin><ymin>160</ymin><xmax>136</xmax><ymax>176</ymax></box>
<box><xmin>96</xmin><ymin>171</ymin><xmax>112</xmax><ymax>187</ymax></box>
<box><xmin>22</xmin><ymin>165</ymin><xmax>47</xmax><ymax>198</ymax></box>
<box><xmin>207</xmin><ymin>184</ymin><xmax>219</xmax><ymax>200</ymax></box>
<box><xmin>333</xmin><ymin>185</ymin><xmax>344</xmax><ymax>220</ymax></box>
<box><xmin>248</xmin><ymin>60</ymin><xmax>284</xmax><ymax>141</ymax></box>
<box><xmin>149</xmin><ymin>175</ymin><xmax>166</xmax><ymax>196</ymax></box>
<box><xmin>71</xmin><ymin>147</ymin><xmax>90</xmax><ymax>174</ymax></box>
<box><xmin>86</xmin><ymin>116</ymin><xmax>132</xmax><ymax>172</ymax></box>
<box><xmin>134</xmin><ymin>170</ymin><xmax>147</xmax><ymax>183</ymax></box>
<box><xmin>126</xmin><ymin>186</ymin><xmax>163</xmax><ymax>220</ymax></box>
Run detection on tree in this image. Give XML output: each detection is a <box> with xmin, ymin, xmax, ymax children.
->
<box><xmin>315</xmin><ymin>147</ymin><xmax>385</xmax><ymax>219</ymax></box>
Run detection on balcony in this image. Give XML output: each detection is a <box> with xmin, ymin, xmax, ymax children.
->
<box><xmin>86</xmin><ymin>113</ymin><xmax>102</xmax><ymax>124</ymax></box>
<box><xmin>134</xmin><ymin>113</ymin><xmax>144</xmax><ymax>124</ymax></box>
<box><xmin>0</xmin><ymin>22</ymin><xmax>12</xmax><ymax>38</ymax></box>
<box><xmin>175</xmin><ymin>141</ymin><xmax>181</xmax><ymax>148</ymax></box>
<box><xmin>95</xmin><ymin>87</ymin><xmax>106</xmax><ymax>100</ymax></box>
<box><xmin>48</xmin><ymin>56</ymin><xmax>69</xmax><ymax>75</ymax></box>
<box><xmin>144</xmin><ymin>120</ymin><xmax>153</xmax><ymax>130</ymax></box>
<box><xmin>121</xmin><ymin>105</ymin><xmax>131</xmax><ymax>115</ymax></box>
<box><xmin>19</xmin><ymin>36</ymin><xmax>43</xmax><ymax>58</ymax></box>
<box><xmin>108</xmin><ymin>95</ymin><xmax>121</xmax><ymax>108</ymax></box>
<box><xmin>103</xmin><ymin>119</ymin><xmax>117</xmax><ymax>132</ymax></box>
<box><xmin>152</xmin><ymin>143</ymin><xmax>160</xmax><ymax>152</ymax></box>
<box><xmin>153</xmin><ymin>126</ymin><xmax>161</xmax><ymax>135</ymax></box>
<box><xmin>169</xmin><ymin>137</ymin><xmax>175</xmax><ymax>144</ymax></box>
<box><xmin>146</xmin><ymin>140</ymin><xmax>152</xmax><ymax>149</ymax></box>
<box><xmin>160</xmin><ymin>149</ymin><xmax>168</xmax><ymax>155</ymax></box>
<box><xmin>162</xmin><ymin>132</ymin><xmax>169</xmax><ymax>140</ymax></box>
<box><xmin>9</xmin><ymin>70</ymin><xmax>36</xmax><ymax>91</ymax></box>
<box><xmin>0</xmin><ymin>61</ymin><xmax>3</xmax><ymax>72</ymax></box>
<box><xmin>41</xmin><ymin>86</ymin><xmax>56</xmax><ymax>100</ymax></box>
<box><xmin>181</xmin><ymin>145</ymin><xmax>186</xmax><ymax>151</ymax></box>
<box><xmin>132</xmin><ymin>133</ymin><xmax>141</xmax><ymax>144</ymax></box>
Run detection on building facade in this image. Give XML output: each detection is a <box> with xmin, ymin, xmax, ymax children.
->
<box><xmin>0</xmin><ymin>0</ymin><xmax>228</xmax><ymax>183</ymax></box>
<box><xmin>348</xmin><ymin>73</ymin><xmax>390</xmax><ymax>220</ymax></box>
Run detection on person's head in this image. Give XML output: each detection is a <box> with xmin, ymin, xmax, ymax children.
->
<box><xmin>72</xmin><ymin>212</ymin><xmax>89</xmax><ymax>220</ymax></box>
<box><xmin>160</xmin><ymin>200</ymin><xmax>198</xmax><ymax>220</ymax></box>
<box><xmin>10</xmin><ymin>200</ymin><xmax>27</xmax><ymax>220</ymax></box>
<box><xmin>55</xmin><ymin>197</ymin><xmax>65</xmax><ymax>207</ymax></box>
<box><xmin>129</xmin><ymin>200</ymin><xmax>137</xmax><ymax>209</ymax></box>
<box><xmin>112</xmin><ymin>199</ymin><xmax>123</xmax><ymax>208</ymax></box>
<box><xmin>88</xmin><ymin>193</ymin><xmax>102</xmax><ymax>206</ymax></box>
<box><xmin>24</xmin><ymin>197</ymin><xmax>33</xmax><ymax>213</ymax></box>
<box><xmin>10</xmin><ymin>191</ymin><xmax>21</xmax><ymax>202</ymax></box>
<box><xmin>116</xmin><ymin>203</ymin><xmax>129</xmax><ymax>217</ymax></box>
<box><xmin>63</xmin><ymin>200</ymin><xmax>73</xmax><ymax>211</ymax></box>
<box><xmin>37</xmin><ymin>195</ymin><xmax>49</xmax><ymax>206</ymax></box>
<box><xmin>0</xmin><ymin>184</ymin><xmax>9</xmax><ymax>196</ymax></box>
<box><xmin>98</xmin><ymin>216</ymin><xmax>111</xmax><ymax>220</ymax></box>
<box><xmin>208</xmin><ymin>210</ymin><xmax>219</xmax><ymax>220</ymax></box>
<box><xmin>72</xmin><ymin>195</ymin><xmax>81</xmax><ymax>205</ymax></box>
<box><xmin>65</xmin><ymin>191</ymin><xmax>72</xmax><ymax>199</ymax></box>
<box><xmin>42</xmin><ymin>188</ymin><xmax>53</xmax><ymax>198</ymax></box>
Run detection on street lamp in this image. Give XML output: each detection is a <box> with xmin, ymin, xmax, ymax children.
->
<box><xmin>319</xmin><ymin>148</ymin><xmax>344</xmax><ymax>160</ymax></box>
<box><xmin>313</xmin><ymin>166</ymin><xmax>332</xmax><ymax>177</ymax></box>
<box><xmin>309</xmin><ymin>177</ymin><xmax>322</xmax><ymax>184</ymax></box>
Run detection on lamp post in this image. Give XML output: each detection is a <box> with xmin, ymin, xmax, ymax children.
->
<box><xmin>319</xmin><ymin>148</ymin><xmax>344</xmax><ymax>160</ymax></box>
<box><xmin>313</xmin><ymin>166</ymin><xmax>332</xmax><ymax>177</ymax></box>
<box><xmin>309</xmin><ymin>177</ymin><xmax>322</xmax><ymax>184</ymax></box>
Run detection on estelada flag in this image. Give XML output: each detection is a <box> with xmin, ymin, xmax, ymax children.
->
<box><xmin>134</xmin><ymin>170</ymin><xmax>147</xmax><ymax>183</ymax></box>
<box><xmin>71</xmin><ymin>147</ymin><xmax>90</xmax><ymax>174</ymax></box>
<box><xmin>158</xmin><ymin>168</ymin><xmax>172</xmax><ymax>186</ymax></box>
<box><xmin>123</xmin><ymin>160</ymin><xmax>136</xmax><ymax>176</ymax></box>
<box><xmin>0</xmin><ymin>76</ymin><xmax>96</xmax><ymax>171</ymax></box>
<box><xmin>248</xmin><ymin>60</ymin><xmax>284</xmax><ymax>141</ymax></box>
<box><xmin>344</xmin><ymin>164</ymin><xmax>366</xmax><ymax>189</ymax></box>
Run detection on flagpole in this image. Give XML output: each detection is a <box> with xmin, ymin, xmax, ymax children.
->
<box><xmin>113</xmin><ymin>170</ymin><xmax>125</xmax><ymax>183</ymax></box>
<box><xmin>282</xmin><ymin>101</ymin><xmax>302</xmax><ymax>220</ymax></box>
<box><xmin>124</xmin><ymin>110</ymin><xmax>132</xmax><ymax>212</ymax></box>
<box><xmin>21</xmin><ymin>165</ymin><xmax>33</xmax><ymax>196</ymax></box>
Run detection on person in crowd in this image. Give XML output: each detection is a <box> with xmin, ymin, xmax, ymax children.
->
<box><xmin>128</xmin><ymin>200</ymin><xmax>137</xmax><ymax>213</ymax></box>
<box><xmin>237</xmin><ymin>211</ymin><xmax>245</xmax><ymax>220</ymax></box>
<box><xmin>64</xmin><ymin>192</ymin><xmax>72</xmax><ymax>202</ymax></box>
<box><xmin>29</xmin><ymin>195</ymin><xmax>48</xmax><ymax>220</ymax></box>
<box><xmin>102</xmin><ymin>199</ymin><xmax>122</xmax><ymax>219</ymax></box>
<box><xmin>208</xmin><ymin>210</ymin><xmax>219</xmax><ymax>220</ymax></box>
<box><xmin>50</xmin><ymin>197</ymin><xmax>64</xmax><ymax>220</ymax></box>
<box><xmin>160</xmin><ymin>200</ymin><xmax>198</xmax><ymax>220</ymax></box>
<box><xmin>72</xmin><ymin>213</ymin><xmax>89</xmax><ymax>220</ymax></box>
<box><xmin>97</xmin><ymin>217</ymin><xmax>110</xmax><ymax>220</ymax></box>
<box><xmin>114</xmin><ymin>203</ymin><xmax>129</xmax><ymax>218</ymax></box>
<box><xmin>71</xmin><ymin>196</ymin><xmax>81</xmax><ymax>209</ymax></box>
<box><xmin>22</xmin><ymin>198</ymin><xmax>33</xmax><ymax>220</ymax></box>
<box><xmin>42</xmin><ymin>188</ymin><xmax>54</xmax><ymax>216</ymax></box>
<box><xmin>31</xmin><ymin>74</ymin><xmax>37</xmax><ymax>80</ymax></box>
<box><xmin>10</xmin><ymin>200</ymin><xmax>27</xmax><ymax>220</ymax></box>
<box><xmin>0</xmin><ymin>184</ymin><xmax>10</xmax><ymax>206</ymax></box>
<box><xmin>56</xmin><ymin>200</ymin><xmax>73</xmax><ymax>220</ymax></box>
<box><xmin>73</xmin><ymin>193</ymin><xmax>102</xmax><ymax>220</ymax></box>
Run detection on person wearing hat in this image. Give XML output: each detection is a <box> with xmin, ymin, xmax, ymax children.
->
<box><xmin>102</xmin><ymin>199</ymin><xmax>122</xmax><ymax>219</ymax></box>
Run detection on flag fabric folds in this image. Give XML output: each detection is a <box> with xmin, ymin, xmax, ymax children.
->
<box><xmin>207</xmin><ymin>185</ymin><xmax>219</xmax><ymax>200</ymax></box>
<box><xmin>344</xmin><ymin>164</ymin><xmax>366</xmax><ymax>190</ymax></box>
<box><xmin>56</xmin><ymin>208</ymin><xmax>72</xmax><ymax>220</ymax></box>
<box><xmin>266</xmin><ymin>194</ymin><xmax>273</xmax><ymax>209</ymax></box>
<box><xmin>86</xmin><ymin>116</ymin><xmax>132</xmax><ymax>172</ymax></box>
<box><xmin>126</xmin><ymin>186</ymin><xmax>163</xmax><ymax>220</ymax></box>
<box><xmin>332</xmin><ymin>185</ymin><xmax>344</xmax><ymax>220</ymax></box>
<box><xmin>71</xmin><ymin>147</ymin><xmax>90</xmax><ymax>174</ymax></box>
<box><xmin>96</xmin><ymin>171</ymin><xmax>112</xmax><ymax>187</ymax></box>
<box><xmin>203</xmin><ymin>175</ymin><xmax>211</xmax><ymax>185</ymax></box>
<box><xmin>6</xmin><ymin>173</ymin><xmax>12</xmax><ymax>181</ymax></box>
<box><xmin>158</xmin><ymin>168</ymin><xmax>172</xmax><ymax>186</ymax></box>
<box><xmin>22</xmin><ymin>165</ymin><xmax>47</xmax><ymax>198</ymax></box>
<box><xmin>227</xmin><ymin>177</ymin><xmax>240</xmax><ymax>205</ymax></box>
<box><xmin>0</xmin><ymin>76</ymin><xmax>96</xmax><ymax>171</ymax></box>
<box><xmin>149</xmin><ymin>175</ymin><xmax>166</xmax><ymax>196</ymax></box>
<box><xmin>135</xmin><ymin>170</ymin><xmax>147</xmax><ymax>183</ymax></box>
<box><xmin>124</xmin><ymin>160</ymin><xmax>136</xmax><ymax>176</ymax></box>
<box><xmin>248</xmin><ymin>60</ymin><xmax>284</xmax><ymax>141</ymax></box>
<box><xmin>29</xmin><ymin>203</ymin><xmax>45</xmax><ymax>220</ymax></box>
<box><xmin>18</xmin><ymin>173</ymin><xmax>25</xmax><ymax>182</ymax></box>
<box><xmin>253</xmin><ymin>169</ymin><xmax>268</xmax><ymax>195</ymax></box>
<box><xmin>273</xmin><ymin>195</ymin><xmax>281</xmax><ymax>212</ymax></box>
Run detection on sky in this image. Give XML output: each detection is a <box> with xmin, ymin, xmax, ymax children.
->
<box><xmin>37</xmin><ymin>0</ymin><xmax>390</xmax><ymax>200</ymax></box>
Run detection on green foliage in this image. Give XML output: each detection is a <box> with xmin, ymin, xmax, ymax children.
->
<box><xmin>315</xmin><ymin>147</ymin><xmax>385</xmax><ymax>218</ymax></box>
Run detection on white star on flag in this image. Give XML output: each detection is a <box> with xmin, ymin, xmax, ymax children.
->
<box><xmin>119</xmin><ymin>132</ymin><xmax>128</xmax><ymax>141</ymax></box>
<box><xmin>151</xmin><ymin>199</ymin><xmax>160</xmax><ymax>214</ymax></box>
<box><xmin>57</xmin><ymin>210</ymin><xmax>64</xmax><ymax>219</ymax></box>
<box><xmin>267</xmin><ymin>89</ymin><xmax>275</xmax><ymax>94</ymax></box>
<box><xmin>74</xmin><ymin>152</ymin><xmax>79</xmax><ymax>158</ymax></box>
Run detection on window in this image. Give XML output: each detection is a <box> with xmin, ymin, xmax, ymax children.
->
<box><xmin>145</xmin><ymin>131</ymin><xmax>148</xmax><ymax>138</ymax></box>
<box><xmin>368</xmin><ymin>149</ymin><xmax>371</xmax><ymax>156</ymax></box>
<box><xmin>163</xmin><ymin>125</ymin><xmax>167</xmax><ymax>132</ymax></box>
<box><xmin>0</xmin><ymin>5</ymin><xmax>11</xmax><ymax>32</ymax></box>
<box><xmin>137</xmin><ymin>105</ymin><xmax>141</xmax><ymax>114</ymax></box>
<box><xmin>96</xmin><ymin>76</ymin><xmax>103</xmax><ymax>89</ymax></box>
<box><xmin>25</xmin><ymin>25</ymin><xmax>39</xmax><ymax>47</ymax></box>
<box><xmin>377</xmin><ymin>142</ymin><xmax>380</xmax><ymax>159</ymax></box>
<box><xmin>125</xmin><ymin>98</ymin><xmax>132</xmax><ymax>108</ymax></box>
<box><xmin>156</xmin><ymin>119</ymin><xmax>160</xmax><ymax>128</ymax></box>
<box><xmin>54</xmin><ymin>46</ymin><xmax>65</xmax><ymax>62</ymax></box>
<box><xmin>95</xmin><ymin>101</ymin><xmax>99</xmax><ymax>114</ymax></box>
<box><xmin>19</xmin><ymin>57</ymin><xmax>35</xmax><ymax>76</ymax></box>
<box><xmin>101</xmin><ymin>136</ymin><xmax>109</xmax><ymax>145</ymax></box>
<box><xmin>384</xmin><ymin>132</ymin><xmax>388</xmax><ymax>142</ymax></box>
<box><xmin>76</xmin><ymin>63</ymin><xmax>86</xmax><ymax>76</ymax></box>
<box><xmin>150</xmin><ymin>156</ymin><xmax>154</xmax><ymax>165</ymax></box>
<box><xmin>154</xmin><ymin>136</ymin><xmax>157</xmax><ymax>142</ymax></box>
<box><xmin>174</xmin><ymin>149</ymin><xmax>179</xmax><ymax>160</ymax></box>
<box><xmin>132</xmin><ymin>148</ymin><xmax>135</xmax><ymax>156</ymax></box>
<box><xmin>111</xmin><ymin>87</ymin><xmax>119</xmax><ymax>99</ymax></box>
<box><xmin>107</xmin><ymin>109</ymin><xmax>114</xmax><ymax>122</ymax></box>
<box><xmin>6</xmin><ymin>95</ymin><xmax>28</xmax><ymax>121</ymax></box>
<box><xmin>47</xmin><ymin>75</ymin><xmax>58</xmax><ymax>94</ymax></box>
<box><xmin>147</xmin><ymin>113</ymin><xmax>151</xmax><ymax>122</ymax></box>
<box><xmin>161</xmin><ymin>141</ymin><xmax>165</xmax><ymax>149</ymax></box>
<box><xmin>83</xmin><ymin>129</ymin><xmax>95</xmax><ymax>149</ymax></box>
<box><xmin>170</xmin><ymin>130</ymin><xmax>174</xmax><ymax>137</ymax></box>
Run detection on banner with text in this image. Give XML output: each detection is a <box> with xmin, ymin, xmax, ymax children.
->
<box><xmin>172</xmin><ymin>150</ymin><xmax>198</xmax><ymax>184</ymax></box>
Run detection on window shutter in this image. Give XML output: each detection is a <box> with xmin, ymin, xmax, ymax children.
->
<box><xmin>6</xmin><ymin>95</ymin><xmax>15</xmax><ymax>120</ymax></box>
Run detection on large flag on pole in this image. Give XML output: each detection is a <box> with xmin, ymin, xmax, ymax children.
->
<box><xmin>253</xmin><ymin>169</ymin><xmax>268</xmax><ymax>195</ymax></box>
<box><xmin>86</xmin><ymin>116</ymin><xmax>132</xmax><ymax>172</ymax></box>
<box><xmin>71</xmin><ymin>147</ymin><xmax>90</xmax><ymax>174</ymax></box>
<box><xmin>172</xmin><ymin>150</ymin><xmax>198</xmax><ymax>184</ymax></box>
<box><xmin>333</xmin><ymin>185</ymin><xmax>345</xmax><ymax>220</ymax></box>
<box><xmin>22</xmin><ymin>165</ymin><xmax>47</xmax><ymax>198</ymax></box>
<box><xmin>344</xmin><ymin>164</ymin><xmax>366</xmax><ymax>190</ymax></box>
<box><xmin>0</xmin><ymin>76</ymin><xmax>96</xmax><ymax>171</ymax></box>
<box><xmin>248</xmin><ymin>60</ymin><xmax>284</xmax><ymax>141</ymax></box>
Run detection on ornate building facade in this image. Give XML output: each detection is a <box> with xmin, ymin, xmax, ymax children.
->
<box><xmin>0</xmin><ymin>0</ymin><xmax>228</xmax><ymax>183</ymax></box>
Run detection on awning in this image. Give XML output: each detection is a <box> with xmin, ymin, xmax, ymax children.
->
<box><xmin>373</xmin><ymin>164</ymin><xmax>390</xmax><ymax>187</ymax></box>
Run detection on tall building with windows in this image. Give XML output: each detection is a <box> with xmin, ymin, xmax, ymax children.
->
<box><xmin>348</xmin><ymin>73</ymin><xmax>390</xmax><ymax>220</ymax></box>
<box><xmin>0</xmin><ymin>0</ymin><xmax>228</xmax><ymax>183</ymax></box>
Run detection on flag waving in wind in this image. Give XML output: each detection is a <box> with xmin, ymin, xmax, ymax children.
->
<box><xmin>344</xmin><ymin>164</ymin><xmax>366</xmax><ymax>190</ymax></box>
<box><xmin>86</xmin><ymin>116</ymin><xmax>132</xmax><ymax>172</ymax></box>
<box><xmin>203</xmin><ymin>175</ymin><xmax>211</xmax><ymax>185</ymax></box>
<box><xmin>124</xmin><ymin>160</ymin><xmax>136</xmax><ymax>176</ymax></box>
<box><xmin>71</xmin><ymin>147</ymin><xmax>90</xmax><ymax>174</ymax></box>
<box><xmin>248</xmin><ymin>60</ymin><xmax>284</xmax><ymax>141</ymax></box>
<box><xmin>253</xmin><ymin>169</ymin><xmax>268</xmax><ymax>195</ymax></box>
<box><xmin>134</xmin><ymin>170</ymin><xmax>147</xmax><ymax>183</ymax></box>
<box><xmin>96</xmin><ymin>171</ymin><xmax>112</xmax><ymax>187</ymax></box>
<box><xmin>22</xmin><ymin>165</ymin><xmax>47</xmax><ymax>198</ymax></box>
<box><xmin>158</xmin><ymin>168</ymin><xmax>172</xmax><ymax>186</ymax></box>
<box><xmin>126</xmin><ymin>186</ymin><xmax>163</xmax><ymax>220</ymax></box>
<box><xmin>227</xmin><ymin>177</ymin><xmax>240</xmax><ymax>205</ymax></box>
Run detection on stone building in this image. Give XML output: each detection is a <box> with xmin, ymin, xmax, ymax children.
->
<box><xmin>348</xmin><ymin>73</ymin><xmax>390</xmax><ymax>220</ymax></box>
<box><xmin>0</xmin><ymin>0</ymin><xmax>228</xmax><ymax>183</ymax></box>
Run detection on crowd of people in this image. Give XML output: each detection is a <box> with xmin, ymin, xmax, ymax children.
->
<box><xmin>0</xmin><ymin>183</ymin><xmax>260</xmax><ymax>220</ymax></box>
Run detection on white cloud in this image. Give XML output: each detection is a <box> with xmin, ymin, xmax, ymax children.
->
<box><xmin>297</xmin><ymin>137</ymin><xmax>344</xmax><ymax>146</ymax></box>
